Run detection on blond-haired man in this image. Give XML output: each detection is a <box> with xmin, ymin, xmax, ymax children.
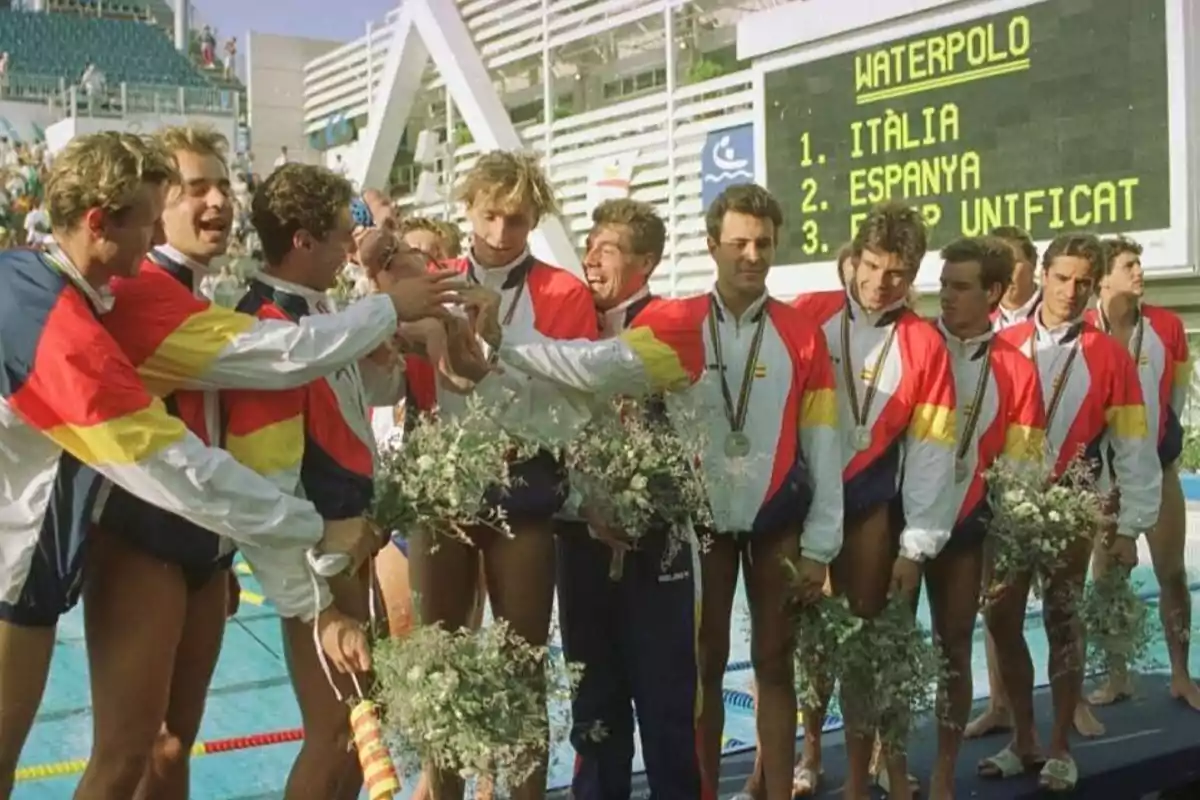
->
<box><xmin>73</xmin><ymin>127</ymin><xmax>457</xmax><ymax>798</ymax></box>
<box><xmin>0</xmin><ymin>134</ymin><xmax>375</xmax><ymax>799</ymax></box>
<box><xmin>407</xmin><ymin>150</ymin><xmax>597</xmax><ymax>800</ymax></box>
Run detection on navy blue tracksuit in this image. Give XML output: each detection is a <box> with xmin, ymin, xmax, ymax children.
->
<box><xmin>556</xmin><ymin>521</ymin><xmax>705</xmax><ymax>800</ymax></box>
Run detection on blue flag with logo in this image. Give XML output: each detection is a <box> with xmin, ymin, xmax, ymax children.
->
<box><xmin>701</xmin><ymin>123</ymin><xmax>755</xmax><ymax>210</ymax></box>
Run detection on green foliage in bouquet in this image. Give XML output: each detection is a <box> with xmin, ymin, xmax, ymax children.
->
<box><xmin>787</xmin><ymin>589</ymin><xmax>862</xmax><ymax>711</ymax></box>
<box><xmin>1081</xmin><ymin>568</ymin><xmax>1158</xmax><ymax>675</ymax></box>
<box><xmin>328</xmin><ymin>265</ymin><xmax>366</xmax><ymax>307</ymax></box>
<box><xmin>372</xmin><ymin>620</ymin><xmax>580</xmax><ymax>787</ymax></box>
<box><xmin>985</xmin><ymin>454</ymin><xmax>1111</xmax><ymax>599</ymax></box>
<box><xmin>564</xmin><ymin>399</ymin><xmax>711</xmax><ymax>539</ymax></box>
<box><xmin>372</xmin><ymin>397</ymin><xmax>537</xmax><ymax>543</ymax></box>
<box><xmin>787</xmin><ymin>583</ymin><xmax>946</xmax><ymax>751</ymax></box>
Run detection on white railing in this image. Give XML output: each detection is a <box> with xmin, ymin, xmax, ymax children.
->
<box><xmin>397</xmin><ymin>70</ymin><xmax>754</xmax><ymax>297</ymax></box>
<box><xmin>301</xmin><ymin>0</ymin><xmax>684</xmax><ymax>132</ymax></box>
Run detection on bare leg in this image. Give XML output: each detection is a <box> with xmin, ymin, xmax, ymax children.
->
<box><xmin>411</xmin><ymin>530</ymin><xmax>481</xmax><ymax>800</ymax></box>
<box><xmin>981</xmin><ymin>569</ymin><xmax>1043</xmax><ymax>770</ymax></box>
<box><xmin>1044</xmin><ymin>539</ymin><xmax>1092</xmax><ymax>764</ymax></box>
<box><xmin>74</xmin><ymin>532</ymin><xmax>188</xmax><ymax>800</ymax></box>
<box><xmin>830</xmin><ymin>506</ymin><xmax>896</xmax><ymax>800</ymax></box>
<box><xmin>744</xmin><ymin>531</ymin><xmax>801</xmax><ymax>800</ymax></box>
<box><xmin>0</xmin><ymin>622</ymin><xmax>56</xmax><ymax>799</ymax></box>
<box><xmin>696</xmin><ymin>536</ymin><xmax>740</xmax><ymax>796</ymax></box>
<box><xmin>925</xmin><ymin>542</ymin><xmax>984</xmax><ymax>799</ymax></box>
<box><xmin>283</xmin><ymin>568</ymin><xmax>373</xmax><ymax>800</ymax></box>
<box><xmin>963</xmin><ymin>630</ymin><xmax>1012</xmax><ymax>738</ymax></box>
<box><xmin>480</xmin><ymin>518</ymin><xmax>557</xmax><ymax>800</ymax></box>
<box><xmin>135</xmin><ymin>568</ymin><xmax>229</xmax><ymax>800</ymax></box>
<box><xmin>1153</xmin><ymin>465</ymin><xmax>1200</xmax><ymax>709</ymax></box>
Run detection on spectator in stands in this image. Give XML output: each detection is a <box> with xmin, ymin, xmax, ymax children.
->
<box><xmin>223</xmin><ymin>36</ymin><xmax>237</xmax><ymax>80</ymax></box>
<box><xmin>200</xmin><ymin>25</ymin><xmax>217</xmax><ymax>68</ymax></box>
<box><xmin>273</xmin><ymin>146</ymin><xmax>290</xmax><ymax>169</ymax></box>
<box><xmin>80</xmin><ymin>62</ymin><xmax>106</xmax><ymax>115</ymax></box>
<box><xmin>23</xmin><ymin>201</ymin><xmax>49</xmax><ymax>248</ymax></box>
<box><xmin>0</xmin><ymin>52</ymin><xmax>8</xmax><ymax>99</ymax></box>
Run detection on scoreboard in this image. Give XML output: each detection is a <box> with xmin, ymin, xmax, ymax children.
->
<box><xmin>760</xmin><ymin>0</ymin><xmax>1183</xmax><ymax>274</ymax></box>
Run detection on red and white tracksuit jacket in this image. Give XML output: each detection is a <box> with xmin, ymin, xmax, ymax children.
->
<box><xmin>1085</xmin><ymin>302</ymin><xmax>1190</xmax><ymax>466</ymax></box>
<box><xmin>792</xmin><ymin>290</ymin><xmax>958</xmax><ymax>562</ymax></box>
<box><xmin>498</xmin><ymin>289</ymin><xmax>844</xmax><ymax>562</ymax></box>
<box><xmin>934</xmin><ymin>318</ymin><xmax>1046</xmax><ymax>538</ymax></box>
<box><xmin>998</xmin><ymin>312</ymin><xmax>1160</xmax><ymax>537</ymax></box>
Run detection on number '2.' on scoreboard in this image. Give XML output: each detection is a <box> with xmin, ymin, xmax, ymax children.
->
<box><xmin>761</xmin><ymin>0</ymin><xmax>1172</xmax><ymax>266</ymax></box>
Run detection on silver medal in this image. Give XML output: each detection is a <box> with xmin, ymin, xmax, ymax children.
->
<box><xmin>853</xmin><ymin>425</ymin><xmax>872</xmax><ymax>452</ymax></box>
<box><xmin>724</xmin><ymin>431</ymin><xmax>752</xmax><ymax>459</ymax></box>
<box><xmin>954</xmin><ymin>458</ymin><xmax>969</xmax><ymax>484</ymax></box>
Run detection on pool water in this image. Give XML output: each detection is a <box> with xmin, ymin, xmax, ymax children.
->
<box><xmin>15</xmin><ymin>534</ymin><xmax>1200</xmax><ymax>799</ymax></box>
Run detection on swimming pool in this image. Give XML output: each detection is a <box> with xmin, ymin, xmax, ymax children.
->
<box><xmin>15</xmin><ymin>529</ymin><xmax>1200</xmax><ymax>799</ymax></box>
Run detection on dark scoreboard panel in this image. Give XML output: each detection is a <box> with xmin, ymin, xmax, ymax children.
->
<box><xmin>764</xmin><ymin>0</ymin><xmax>1171</xmax><ymax>264</ymax></box>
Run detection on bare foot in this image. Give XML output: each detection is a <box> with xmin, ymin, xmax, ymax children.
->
<box><xmin>1072</xmin><ymin>702</ymin><xmax>1106</xmax><ymax>738</ymax></box>
<box><xmin>793</xmin><ymin>761</ymin><xmax>821</xmax><ymax>797</ymax></box>
<box><xmin>964</xmin><ymin>706</ymin><xmax>1012</xmax><ymax>739</ymax></box>
<box><xmin>1169</xmin><ymin>677</ymin><xmax>1200</xmax><ymax>711</ymax></box>
<box><xmin>1088</xmin><ymin>676</ymin><xmax>1133</xmax><ymax>706</ymax></box>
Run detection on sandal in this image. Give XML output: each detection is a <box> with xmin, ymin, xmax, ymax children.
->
<box><xmin>1038</xmin><ymin>756</ymin><xmax>1079</xmax><ymax>792</ymax></box>
<box><xmin>793</xmin><ymin>765</ymin><xmax>821</xmax><ymax>797</ymax></box>
<box><xmin>977</xmin><ymin>745</ymin><xmax>1041</xmax><ymax>779</ymax></box>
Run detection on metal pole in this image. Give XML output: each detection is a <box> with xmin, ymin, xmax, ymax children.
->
<box><xmin>444</xmin><ymin>91</ymin><xmax>455</xmax><ymax>220</ymax></box>
<box><xmin>541</xmin><ymin>0</ymin><xmax>553</xmax><ymax>178</ymax></box>
<box><xmin>664</xmin><ymin>1</ymin><xmax>679</xmax><ymax>296</ymax></box>
<box><xmin>365</xmin><ymin>20</ymin><xmax>374</xmax><ymax>118</ymax></box>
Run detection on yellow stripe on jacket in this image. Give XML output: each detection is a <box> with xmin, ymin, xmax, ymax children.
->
<box><xmin>910</xmin><ymin>402</ymin><xmax>956</xmax><ymax>447</ymax></box>
<box><xmin>43</xmin><ymin>399</ymin><xmax>187</xmax><ymax>466</ymax></box>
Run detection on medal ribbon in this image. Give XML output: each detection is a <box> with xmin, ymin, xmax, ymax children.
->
<box><xmin>840</xmin><ymin>307</ymin><xmax>899</xmax><ymax>429</ymax></box>
<box><xmin>466</xmin><ymin>260</ymin><xmax>529</xmax><ymax>327</ymax></box>
<box><xmin>1032</xmin><ymin>333</ymin><xmax>1081</xmax><ymax>433</ymax></box>
<box><xmin>707</xmin><ymin>297</ymin><xmax>769</xmax><ymax>435</ymax></box>
<box><xmin>955</xmin><ymin>341</ymin><xmax>992</xmax><ymax>462</ymax></box>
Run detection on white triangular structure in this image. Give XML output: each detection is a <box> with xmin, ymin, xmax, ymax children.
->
<box><xmin>353</xmin><ymin>0</ymin><xmax>580</xmax><ymax>273</ymax></box>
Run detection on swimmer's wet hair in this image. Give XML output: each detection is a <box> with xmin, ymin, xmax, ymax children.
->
<box><xmin>456</xmin><ymin>150</ymin><xmax>560</xmax><ymax>220</ymax></box>
<box><xmin>853</xmin><ymin>200</ymin><xmax>928</xmax><ymax>275</ymax></box>
<box><xmin>591</xmin><ymin>198</ymin><xmax>666</xmax><ymax>267</ymax></box>
<box><xmin>46</xmin><ymin>131</ymin><xmax>177</xmax><ymax>232</ymax></box>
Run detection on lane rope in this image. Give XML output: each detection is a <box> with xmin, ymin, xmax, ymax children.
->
<box><xmin>15</xmin><ymin>727</ymin><xmax>304</xmax><ymax>783</ymax></box>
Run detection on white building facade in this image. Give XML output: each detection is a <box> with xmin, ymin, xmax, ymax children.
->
<box><xmin>300</xmin><ymin>0</ymin><xmax>768</xmax><ymax>295</ymax></box>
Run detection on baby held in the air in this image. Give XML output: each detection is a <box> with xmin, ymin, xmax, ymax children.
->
<box><xmin>356</xmin><ymin>228</ymin><xmax>495</xmax><ymax>393</ymax></box>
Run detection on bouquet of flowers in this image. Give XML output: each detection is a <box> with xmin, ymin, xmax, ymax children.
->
<box><xmin>787</xmin><ymin>589</ymin><xmax>862</xmax><ymax>711</ymax></box>
<box><xmin>836</xmin><ymin>597</ymin><xmax>946</xmax><ymax>749</ymax></box>
<box><xmin>372</xmin><ymin>397</ymin><xmax>537</xmax><ymax>544</ymax></box>
<box><xmin>786</xmin><ymin>570</ymin><xmax>944</xmax><ymax>750</ymax></box>
<box><xmin>372</xmin><ymin>620</ymin><xmax>580</xmax><ymax>787</ymax></box>
<box><xmin>564</xmin><ymin>400</ymin><xmax>710</xmax><ymax>569</ymax></box>
<box><xmin>984</xmin><ymin>454</ymin><xmax>1111</xmax><ymax>599</ymax></box>
<box><xmin>1081</xmin><ymin>567</ymin><xmax>1158</xmax><ymax>675</ymax></box>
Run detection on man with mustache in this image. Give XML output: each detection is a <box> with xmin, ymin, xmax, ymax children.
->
<box><xmin>790</xmin><ymin>201</ymin><xmax>958</xmax><ymax>800</ymax></box>
<box><xmin>928</xmin><ymin>236</ymin><xmax>1046</xmax><ymax>798</ymax></box>
<box><xmin>984</xmin><ymin>233</ymin><xmax>1159</xmax><ymax>792</ymax></box>
<box><xmin>1085</xmin><ymin>235</ymin><xmax>1198</xmax><ymax>712</ymax></box>
<box><xmin>496</xmin><ymin>184</ymin><xmax>842</xmax><ymax>800</ymax></box>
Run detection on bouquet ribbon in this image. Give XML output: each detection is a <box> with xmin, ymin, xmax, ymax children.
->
<box><xmin>309</xmin><ymin>564</ymin><xmax>401</xmax><ymax>798</ymax></box>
